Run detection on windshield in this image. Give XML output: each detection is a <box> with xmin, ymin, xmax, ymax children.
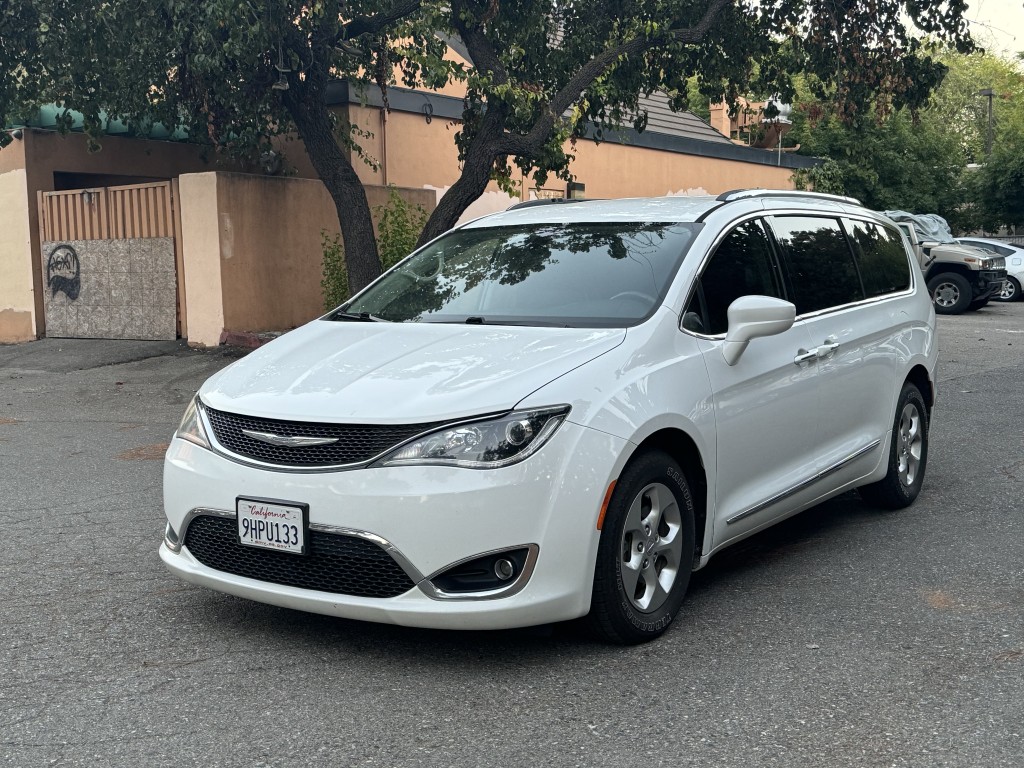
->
<box><xmin>337</xmin><ymin>222</ymin><xmax>701</xmax><ymax>327</ymax></box>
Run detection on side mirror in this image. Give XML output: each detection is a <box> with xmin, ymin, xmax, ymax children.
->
<box><xmin>920</xmin><ymin>240</ymin><xmax>940</xmax><ymax>250</ymax></box>
<box><xmin>722</xmin><ymin>296</ymin><xmax>796</xmax><ymax>366</ymax></box>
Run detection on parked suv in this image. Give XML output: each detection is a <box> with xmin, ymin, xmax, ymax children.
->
<box><xmin>955</xmin><ymin>237</ymin><xmax>1024</xmax><ymax>302</ymax></box>
<box><xmin>161</xmin><ymin>190</ymin><xmax>937</xmax><ymax>644</ymax></box>
<box><xmin>886</xmin><ymin>211</ymin><xmax>1007</xmax><ymax>314</ymax></box>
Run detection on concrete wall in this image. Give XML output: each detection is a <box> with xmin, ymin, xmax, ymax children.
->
<box><xmin>0</xmin><ymin>168</ymin><xmax>37</xmax><ymax>342</ymax></box>
<box><xmin>568</xmin><ymin>138</ymin><xmax>797</xmax><ymax>198</ymax></box>
<box><xmin>0</xmin><ymin>130</ymin><xmax>226</xmax><ymax>340</ymax></box>
<box><xmin>179</xmin><ymin>172</ymin><xmax>435</xmax><ymax>347</ymax></box>
<box><xmin>343</xmin><ymin>104</ymin><xmax>796</xmax><ymax>221</ymax></box>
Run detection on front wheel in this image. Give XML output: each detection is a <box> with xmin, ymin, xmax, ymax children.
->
<box><xmin>589</xmin><ymin>451</ymin><xmax>695</xmax><ymax>644</ymax></box>
<box><xmin>928</xmin><ymin>272</ymin><xmax>972</xmax><ymax>314</ymax></box>
<box><xmin>996</xmin><ymin>277</ymin><xmax>1020</xmax><ymax>302</ymax></box>
<box><xmin>858</xmin><ymin>383</ymin><xmax>929</xmax><ymax>509</ymax></box>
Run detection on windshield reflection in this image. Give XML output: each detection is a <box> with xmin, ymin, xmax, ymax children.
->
<box><xmin>339</xmin><ymin>222</ymin><xmax>700</xmax><ymax>327</ymax></box>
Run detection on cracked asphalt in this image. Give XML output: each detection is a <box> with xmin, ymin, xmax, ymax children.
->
<box><xmin>1</xmin><ymin>304</ymin><xmax>1022</xmax><ymax>767</ymax></box>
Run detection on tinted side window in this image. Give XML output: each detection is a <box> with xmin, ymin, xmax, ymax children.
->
<box><xmin>684</xmin><ymin>220</ymin><xmax>781</xmax><ymax>335</ymax></box>
<box><xmin>844</xmin><ymin>219</ymin><xmax>911</xmax><ymax>297</ymax></box>
<box><xmin>769</xmin><ymin>216</ymin><xmax>864</xmax><ymax>314</ymax></box>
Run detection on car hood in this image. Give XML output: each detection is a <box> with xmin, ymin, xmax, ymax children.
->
<box><xmin>200</xmin><ymin>319</ymin><xmax>626</xmax><ymax>423</ymax></box>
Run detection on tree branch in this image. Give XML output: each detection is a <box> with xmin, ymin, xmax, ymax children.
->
<box><xmin>342</xmin><ymin>0</ymin><xmax>423</xmax><ymax>41</ymax></box>
<box><xmin>451</xmin><ymin>0</ymin><xmax>510</xmax><ymax>85</ymax></box>
<box><xmin>504</xmin><ymin>0</ymin><xmax>733</xmax><ymax>155</ymax></box>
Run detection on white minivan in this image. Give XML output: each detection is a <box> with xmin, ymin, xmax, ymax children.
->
<box><xmin>161</xmin><ymin>190</ymin><xmax>937</xmax><ymax>643</ymax></box>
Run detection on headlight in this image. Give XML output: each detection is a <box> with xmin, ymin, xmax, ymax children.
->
<box><xmin>375</xmin><ymin>406</ymin><xmax>570</xmax><ymax>469</ymax></box>
<box><xmin>176</xmin><ymin>396</ymin><xmax>211</xmax><ymax>449</ymax></box>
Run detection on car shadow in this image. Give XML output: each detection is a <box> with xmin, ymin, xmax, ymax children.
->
<box><xmin>184</xmin><ymin>490</ymin><xmax>896</xmax><ymax>661</ymax></box>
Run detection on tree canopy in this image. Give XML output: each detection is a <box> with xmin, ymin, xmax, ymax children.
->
<box><xmin>1</xmin><ymin>0</ymin><xmax>979</xmax><ymax>291</ymax></box>
<box><xmin>790</xmin><ymin>49</ymin><xmax>1024</xmax><ymax>232</ymax></box>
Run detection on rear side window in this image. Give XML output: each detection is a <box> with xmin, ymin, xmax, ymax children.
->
<box><xmin>964</xmin><ymin>241</ymin><xmax>1014</xmax><ymax>257</ymax></box>
<box><xmin>768</xmin><ymin>216</ymin><xmax>864</xmax><ymax>314</ymax></box>
<box><xmin>844</xmin><ymin>219</ymin><xmax>911</xmax><ymax>297</ymax></box>
<box><xmin>685</xmin><ymin>219</ymin><xmax>781</xmax><ymax>335</ymax></box>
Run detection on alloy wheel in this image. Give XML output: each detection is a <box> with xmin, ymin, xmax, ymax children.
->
<box><xmin>618</xmin><ymin>482</ymin><xmax>684</xmax><ymax>613</ymax></box>
<box><xmin>933</xmin><ymin>282</ymin><xmax>960</xmax><ymax>308</ymax></box>
<box><xmin>897</xmin><ymin>402</ymin><xmax>923</xmax><ymax>487</ymax></box>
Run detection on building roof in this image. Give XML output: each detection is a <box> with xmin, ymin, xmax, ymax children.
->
<box><xmin>635</xmin><ymin>92</ymin><xmax>733</xmax><ymax>145</ymax></box>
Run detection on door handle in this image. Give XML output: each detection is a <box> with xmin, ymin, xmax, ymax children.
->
<box><xmin>816</xmin><ymin>342</ymin><xmax>840</xmax><ymax>357</ymax></box>
<box><xmin>794</xmin><ymin>349</ymin><xmax>817</xmax><ymax>365</ymax></box>
<box><xmin>817</xmin><ymin>336</ymin><xmax>840</xmax><ymax>357</ymax></box>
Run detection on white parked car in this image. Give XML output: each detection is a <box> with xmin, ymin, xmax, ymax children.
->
<box><xmin>956</xmin><ymin>237</ymin><xmax>1024</xmax><ymax>302</ymax></box>
<box><xmin>161</xmin><ymin>190</ymin><xmax>938</xmax><ymax>644</ymax></box>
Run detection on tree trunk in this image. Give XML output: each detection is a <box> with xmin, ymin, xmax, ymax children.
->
<box><xmin>417</xmin><ymin>109</ymin><xmax>507</xmax><ymax>246</ymax></box>
<box><xmin>283</xmin><ymin>86</ymin><xmax>382</xmax><ymax>295</ymax></box>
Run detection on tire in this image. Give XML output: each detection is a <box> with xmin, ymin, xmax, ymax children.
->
<box><xmin>858</xmin><ymin>383</ymin><xmax>929</xmax><ymax>510</ymax></box>
<box><xmin>996</xmin><ymin>277</ymin><xmax>1020</xmax><ymax>302</ymax></box>
<box><xmin>927</xmin><ymin>272</ymin><xmax>972</xmax><ymax>314</ymax></box>
<box><xmin>589</xmin><ymin>451</ymin><xmax>695</xmax><ymax>644</ymax></box>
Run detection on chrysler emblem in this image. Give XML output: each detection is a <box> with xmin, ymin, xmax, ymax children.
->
<box><xmin>241</xmin><ymin>429</ymin><xmax>339</xmax><ymax>448</ymax></box>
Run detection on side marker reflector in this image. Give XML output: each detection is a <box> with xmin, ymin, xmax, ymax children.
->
<box><xmin>596</xmin><ymin>480</ymin><xmax>617</xmax><ymax>530</ymax></box>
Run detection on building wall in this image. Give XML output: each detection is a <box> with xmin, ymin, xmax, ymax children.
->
<box><xmin>344</xmin><ymin>104</ymin><xmax>798</xmax><ymax>223</ymax></box>
<box><xmin>568</xmin><ymin>139</ymin><xmax>797</xmax><ymax>198</ymax></box>
<box><xmin>179</xmin><ymin>172</ymin><xmax>435</xmax><ymax>347</ymax></box>
<box><xmin>2</xmin><ymin>130</ymin><xmax>225</xmax><ymax>339</ymax></box>
<box><xmin>0</xmin><ymin>168</ymin><xmax>36</xmax><ymax>342</ymax></box>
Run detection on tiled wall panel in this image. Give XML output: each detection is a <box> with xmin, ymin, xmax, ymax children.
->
<box><xmin>41</xmin><ymin>238</ymin><xmax>177</xmax><ymax>340</ymax></box>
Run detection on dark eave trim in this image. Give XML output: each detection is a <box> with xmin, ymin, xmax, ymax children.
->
<box><xmin>326</xmin><ymin>81</ymin><xmax>820</xmax><ymax>170</ymax></box>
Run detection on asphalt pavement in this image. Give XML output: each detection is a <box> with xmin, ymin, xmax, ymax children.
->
<box><xmin>1</xmin><ymin>304</ymin><xmax>1022</xmax><ymax>767</ymax></box>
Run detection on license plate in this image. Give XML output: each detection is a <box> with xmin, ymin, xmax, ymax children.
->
<box><xmin>237</xmin><ymin>498</ymin><xmax>307</xmax><ymax>555</ymax></box>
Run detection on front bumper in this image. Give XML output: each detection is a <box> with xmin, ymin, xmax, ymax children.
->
<box><xmin>161</xmin><ymin>421</ymin><xmax>628</xmax><ymax>630</ymax></box>
<box><xmin>974</xmin><ymin>269</ymin><xmax>1008</xmax><ymax>299</ymax></box>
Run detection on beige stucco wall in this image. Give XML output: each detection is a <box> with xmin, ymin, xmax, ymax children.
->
<box><xmin>178</xmin><ymin>174</ymin><xmax>225</xmax><ymax>347</ymax></box>
<box><xmin>179</xmin><ymin>172</ymin><xmax>435</xmax><ymax>347</ymax></box>
<box><xmin>0</xmin><ymin>169</ymin><xmax>37</xmax><ymax>342</ymax></box>
<box><xmin>344</xmin><ymin>104</ymin><xmax>796</xmax><ymax>219</ymax></box>
<box><xmin>3</xmin><ymin>130</ymin><xmax>228</xmax><ymax>338</ymax></box>
<box><xmin>568</xmin><ymin>139</ymin><xmax>796</xmax><ymax>198</ymax></box>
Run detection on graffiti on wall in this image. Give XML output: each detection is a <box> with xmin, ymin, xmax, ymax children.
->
<box><xmin>47</xmin><ymin>244</ymin><xmax>81</xmax><ymax>301</ymax></box>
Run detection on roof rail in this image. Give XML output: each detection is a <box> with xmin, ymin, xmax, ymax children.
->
<box><xmin>715</xmin><ymin>189</ymin><xmax>862</xmax><ymax>206</ymax></box>
<box><xmin>506</xmin><ymin>198</ymin><xmax>593</xmax><ymax>211</ymax></box>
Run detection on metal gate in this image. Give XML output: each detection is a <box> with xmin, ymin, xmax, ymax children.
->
<box><xmin>37</xmin><ymin>181</ymin><xmax>184</xmax><ymax>340</ymax></box>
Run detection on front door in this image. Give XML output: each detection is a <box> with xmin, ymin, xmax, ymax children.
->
<box><xmin>681</xmin><ymin>218</ymin><xmax>822</xmax><ymax>546</ymax></box>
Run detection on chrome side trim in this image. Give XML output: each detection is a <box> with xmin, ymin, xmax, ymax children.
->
<box><xmin>678</xmin><ymin>209</ymin><xmax>917</xmax><ymax>338</ymax></box>
<box><xmin>726</xmin><ymin>439</ymin><xmax>882</xmax><ymax>525</ymax></box>
<box><xmin>165</xmin><ymin>507</ymin><xmax>235</xmax><ymax>553</ymax></box>
<box><xmin>169</xmin><ymin>508</ymin><xmax>426</xmax><ymax>585</ymax></box>
<box><xmin>419</xmin><ymin>544</ymin><xmax>541</xmax><ymax>601</ymax></box>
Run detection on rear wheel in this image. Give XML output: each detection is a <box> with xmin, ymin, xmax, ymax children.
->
<box><xmin>996</xmin><ymin>277</ymin><xmax>1020</xmax><ymax>302</ymax></box>
<box><xmin>928</xmin><ymin>272</ymin><xmax>972</xmax><ymax>314</ymax></box>
<box><xmin>859</xmin><ymin>383</ymin><xmax>929</xmax><ymax>510</ymax></box>
<box><xmin>589</xmin><ymin>451</ymin><xmax>695</xmax><ymax>644</ymax></box>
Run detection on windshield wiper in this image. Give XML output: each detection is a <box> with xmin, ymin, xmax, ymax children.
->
<box><xmin>329</xmin><ymin>311</ymin><xmax>387</xmax><ymax>322</ymax></box>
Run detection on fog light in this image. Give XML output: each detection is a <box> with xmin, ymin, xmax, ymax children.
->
<box><xmin>494</xmin><ymin>558</ymin><xmax>515</xmax><ymax>580</ymax></box>
<box><xmin>431</xmin><ymin>547</ymin><xmax>531</xmax><ymax>593</ymax></box>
